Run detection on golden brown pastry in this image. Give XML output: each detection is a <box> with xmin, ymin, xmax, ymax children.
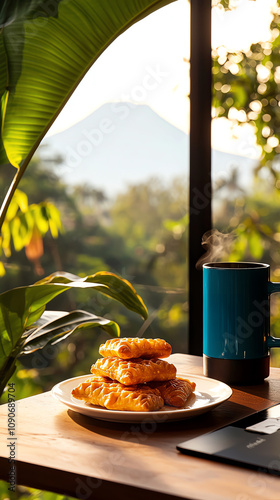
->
<box><xmin>90</xmin><ymin>357</ymin><xmax>177</xmax><ymax>385</ymax></box>
<box><xmin>71</xmin><ymin>378</ymin><xmax>164</xmax><ymax>411</ymax></box>
<box><xmin>150</xmin><ymin>377</ymin><xmax>196</xmax><ymax>408</ymax></box>
<box><xmin>99</xmin><ymin>337</ymin><xmax>172</xmax><ymax>360</ymax></box>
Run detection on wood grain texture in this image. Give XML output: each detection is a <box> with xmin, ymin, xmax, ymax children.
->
<box><xmin>0</xmin><ymin>353</ymin><xmax>280</xmax><ymax>500</ymax></box>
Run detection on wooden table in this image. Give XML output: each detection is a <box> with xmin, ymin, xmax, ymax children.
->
<box><xmin>0</xmin><ymin>354</ymin><xmax>280</xmax><ymax>500</ymax></box>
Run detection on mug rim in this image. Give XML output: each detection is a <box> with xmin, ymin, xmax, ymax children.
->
<box><xmin>203</xmin><ymin>262</ymin><xmax>270</xmax><ymax>270</ymax></box>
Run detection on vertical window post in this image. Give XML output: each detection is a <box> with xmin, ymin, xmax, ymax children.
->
<box><xmin>189</xmin><ymin>0</ymin><xmax>212</xmax><ymax>354</ymax></box>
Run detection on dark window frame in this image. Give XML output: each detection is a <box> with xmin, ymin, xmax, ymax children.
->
<box><xmin>188</xmin><ymin>0</ymin><xmax>212</xmax><ymax>354</ymax></box>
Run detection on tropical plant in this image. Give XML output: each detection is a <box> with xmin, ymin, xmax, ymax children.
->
<box><xmin>0</xmin><ymin>0</ymin><xmax>176</xmax><ymax>395</ymax></box>
<box><xmin>0</xmin><ymin>270</ymin><xmax>148</xmax><ymax>398</ymax></box>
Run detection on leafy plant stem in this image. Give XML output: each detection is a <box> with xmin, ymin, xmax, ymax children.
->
<box><xmin>0</xmin><ymin>161</ymin><xmax>27</xmax><ymax>230</ymax></box>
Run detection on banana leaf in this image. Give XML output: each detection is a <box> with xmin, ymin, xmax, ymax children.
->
<box><xmin>0</xmin><ymin>0</ymin><xmax>176</xmax><ymax>169</ymax></box>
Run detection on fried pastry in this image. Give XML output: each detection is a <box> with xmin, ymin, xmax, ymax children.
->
<box><xmin>150</xmin><ymin>377</ymin><xmax>196</xmax><ymax>408</ymax></box>
<box><xmin>90</xmin><ymin>357</ymin><xmax>176</xmax><ymax>385</ymax></box>
<box><xmin>99</xmin><ymin>337</ymin><xmax>172</xmax><ymax>360</ymax></box>
<box><xmin>71</xmin><ymin>378</ymin><xmax>164</xmax><ymax>411</ymax></box>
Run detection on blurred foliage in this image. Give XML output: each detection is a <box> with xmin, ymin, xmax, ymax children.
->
<box><xmin>0</xmin><ymin>481</ymin><xmax>76</xmax><ymax>500</ymax></box>
<box><xmin>0</xmin><ymin>188</ymin><xmax>62</xmax><ymax>276</ymax></box>
<box><xmin>0</xmin><ymin>158</ymin><xmax>65</xmax><ymax>278</ymax></box>
<box><xmin>213</xmin><ymin>0</ymin><xmax>280</xmax><ymax>172</ymax></box>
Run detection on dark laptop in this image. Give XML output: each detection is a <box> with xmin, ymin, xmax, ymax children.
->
<box><xmin>177</xmin><ymin>404</ymin><xmax>280</xmax><ymax>476</ymax></box>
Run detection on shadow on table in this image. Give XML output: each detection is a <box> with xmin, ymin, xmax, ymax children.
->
<box><xmin>62</xmin><ymin>397</ymin><xmax>272</xmax><ymax>447</ymax></box>
<box><xmin>233</xmin><ymin>379</ymin><xmax>279</xmax><ymax>403</ymax></box>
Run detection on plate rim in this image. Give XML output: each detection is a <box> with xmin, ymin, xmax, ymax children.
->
<box><xmin>51</xmin><ymin>373</ymin><xmax>232</xmax><ymax>422</ymax></box>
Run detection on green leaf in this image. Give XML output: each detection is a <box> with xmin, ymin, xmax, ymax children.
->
<box><xmin>43</xmin><ymin>203</ymin><xmax>63</xmax><ymax>238</ymax></box>
<box><xmin>32</xmin><ymin>204</ymin><xmax>49</xmax><ymax>235</ymax></box>
<box><xmin>0</xmin><ymin>0</ymin><xmax>176</xmax><ymax>167</ymax></box>
<box><xmin>36</xmin><ymin>271</ymin><xmax>149</xmax><ymax>320</ymax></box>
<box><xmin>22</xmin><ymin>309</ymin><xmax>119</xmax><ymax>353</ymax></box>
<box><xmin>4</xmin><ymin>189</ymin><xmax>28</xmax><ymax>221</ymax></box>
<box><xmin>0</xmin><ymin>33</ymin><xmax>9</xmax><ymax>165</ymax></box>
<box><xmin>23</xmin><ymin>309</ymin><xmax>68</xmax><ymax>332</ymax></box>
<box><xmin>0</xmin><ymin>34</ymin><xmax>7</xmax><ymax>99</ymax></box>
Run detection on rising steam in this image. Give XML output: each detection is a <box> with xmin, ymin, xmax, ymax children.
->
<box><xmin>196</xmin><ymin>229</ymin><xmax>236</xmax><ymax>270</ymax></box>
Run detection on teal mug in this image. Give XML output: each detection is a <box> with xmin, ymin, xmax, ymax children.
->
<box><xmin>203</xmin><ymin>262</ymin><xmax>280</xmax><ymax>384</ymax></box>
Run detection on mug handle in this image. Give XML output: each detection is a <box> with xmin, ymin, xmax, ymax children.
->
<box><xmin>267</xmin><ymin>282</ymin><xmax>280</xmax><ymax>348</ymax></box>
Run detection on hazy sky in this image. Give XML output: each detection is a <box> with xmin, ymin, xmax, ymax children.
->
<box><xmin>46</xmin><ymin>0</ymin><xmax>277</xmax><ymax>158</ymax></box>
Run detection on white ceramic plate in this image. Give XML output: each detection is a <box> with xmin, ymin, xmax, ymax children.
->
<box><xmin>51</xmin><ymin>374</ymin><xmax>232</xmax><ymax>423</ymax></box>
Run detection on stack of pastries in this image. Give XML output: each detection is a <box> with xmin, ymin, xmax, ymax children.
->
<box><xmin>71</xmin><ymin>338</ymin><xmax>196</xmax><ymax>412</ymax></box>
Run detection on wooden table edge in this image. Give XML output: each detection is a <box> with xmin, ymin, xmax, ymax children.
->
<box><xmin>0</xmin><ymin>457</ymin><xmax>192</xmax><ymax>500</ymax></box>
